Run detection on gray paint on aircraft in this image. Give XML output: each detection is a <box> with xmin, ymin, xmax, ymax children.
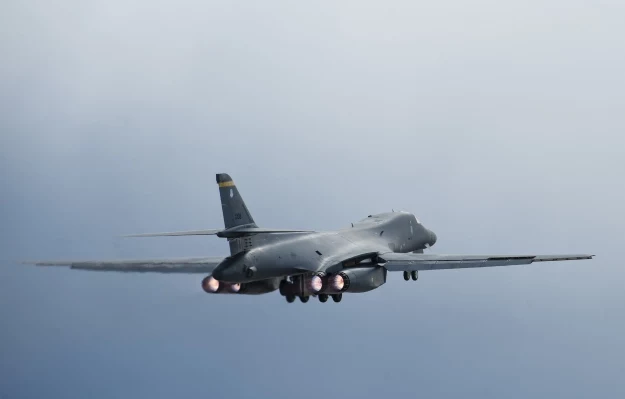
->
<box><xmin>26</xmin><ymin>174</ymin><xmax>593</xmax><ymax>303</ymax></box>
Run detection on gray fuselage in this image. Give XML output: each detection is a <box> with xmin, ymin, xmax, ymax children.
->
<box><xmin>212</xmin><ymin>211</ymin><xmax>437</xmax><ymax>283</ymax></box>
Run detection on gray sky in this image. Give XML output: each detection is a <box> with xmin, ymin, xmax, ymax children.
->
<box><xmin>1</xmin><ymin>1</ymin><xmax>624</xmax><ymax>398</ymax></box>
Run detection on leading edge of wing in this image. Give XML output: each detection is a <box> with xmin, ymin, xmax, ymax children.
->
<box><xmin>380</xmin><ymin>253</ymin><xmax>594</xmax><ymax>271</ymax></box>
<box><xmin>22</xmin><ymin>257</ymin><xmax>225</xmax><ymax>274</ymax></box>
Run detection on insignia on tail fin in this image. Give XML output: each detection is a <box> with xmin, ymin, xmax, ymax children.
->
<box><xmin>216</xmin><ymin>173</ymin><xmax>257</xmax><ymax>229</ymax></box>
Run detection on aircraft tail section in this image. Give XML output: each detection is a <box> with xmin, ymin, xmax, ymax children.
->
<box><xmin>216</xmin><ymin>173</ymin><xmax>257</xmax><ymax>229</ymax></box>
<box><xmin>122</xmin><ymin>175</ymin><xmax>312</xmax><ymax>241</ymax></box>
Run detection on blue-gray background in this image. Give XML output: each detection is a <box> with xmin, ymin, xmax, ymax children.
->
<box><xmin>1</xmin><ymin>1</ymin><xmax>624</xmax><ymax>398</ymax></box>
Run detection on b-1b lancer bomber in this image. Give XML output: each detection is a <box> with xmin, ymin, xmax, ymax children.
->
<box><xmin>27</xmin><ymin>173</ymin><xmax>594</xmax><ymax>304</ymax></box>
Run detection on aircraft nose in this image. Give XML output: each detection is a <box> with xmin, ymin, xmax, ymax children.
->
<box><xmin>427</xmin><ymin>229</ymin><xmax>437</xmax><ymax>246</ymax></box>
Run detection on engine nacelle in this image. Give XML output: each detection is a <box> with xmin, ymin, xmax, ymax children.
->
<box><xmin>201</xmin><ymin>276</ymin><xmax>280</xmax><ymax>295</ymax></box>
<box><xmin>201</xmin><ymin>276</ymin><xmax>241</xmax><ymax>294</ymax></box>
<box><xmin>279</xmin><ymin>273</ymin><xmax>327</xmax><ymax>297</ymax></box>
<box><xmin>324</xmin><ymin>266</ymin><xmax>387</xmax><ymax>293</ymax></box>
<box><xmin>238</xmin><ymin>277</ymin><xmax>281</xmax><ymax>295</ymax></box>
<box><xmin>280</xmin><ymin>267</ymin><xmax>387</xmax><ymax>297</ymax></box>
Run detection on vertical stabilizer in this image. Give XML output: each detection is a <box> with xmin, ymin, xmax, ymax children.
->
<box><xmin>216</xmin><ymin>173</ymin><xmax>257</xmax><ymax>229</ymax></box>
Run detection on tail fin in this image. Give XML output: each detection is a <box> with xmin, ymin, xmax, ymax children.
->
<box><xmin>216</xmin><ymin>173</ymin><xmax>257</xmax><ymax>229</ymax></box>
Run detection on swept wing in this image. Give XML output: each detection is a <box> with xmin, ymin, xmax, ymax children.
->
<box><xmin>124</xmin><ymin>228</ymin><xmax>313</xmax><ymax>238</ymax></box>
<box><xmin>380</xmin><ymin>253</ymin><xmax>594</xmax><ymax>271</ymax></box>
<box><xmin>24</xmin><ymin>257</ymin><xmax>225</xmax><ymax>274</ymax></box>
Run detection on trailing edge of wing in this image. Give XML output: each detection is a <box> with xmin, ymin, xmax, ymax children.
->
<box><xmin>23</xmin><ymin>257</ymin><xmax>225</xmax><ymax>274</ymax></box>
<box><xmin>379</xmin><ymin>253</ymin><xmax>594</xmax><ymax>272</ymax></box>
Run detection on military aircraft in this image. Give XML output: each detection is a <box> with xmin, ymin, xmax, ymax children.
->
<box><xmin>26</xmin><ymin>173</ymin><xmax>594</xmax><ymax>303</ymax></box>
